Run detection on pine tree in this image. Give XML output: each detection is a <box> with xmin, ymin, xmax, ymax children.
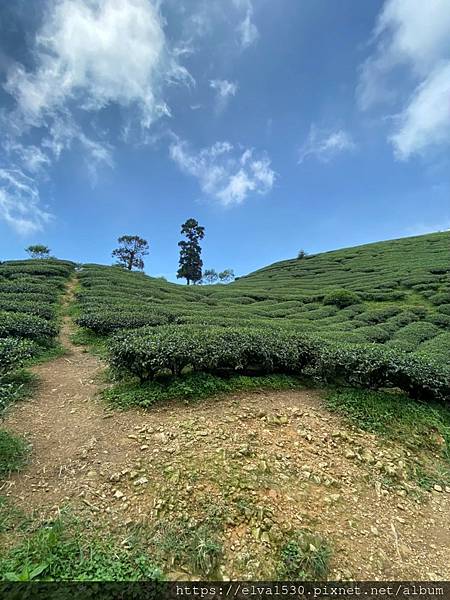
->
<box><xmin>177</xmin><ymin>219</ymin><xmax>205</xmax><ymax>285</ymax></box>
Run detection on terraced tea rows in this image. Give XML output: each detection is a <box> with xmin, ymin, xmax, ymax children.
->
<box><xmin>0</xmin><ymin>259</ymin><xmax>75</xmax><ymax>407</ymax></box>
<box><xmin>75</xmin><ymin>232</ymin><xmax>450</xmax><ymax>402</ymax></box>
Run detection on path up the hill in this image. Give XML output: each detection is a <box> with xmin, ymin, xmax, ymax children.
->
<box><xmin>2</xmin><ymin>277</ymin><xmax>450</xmax><ymax>580</ymax></box>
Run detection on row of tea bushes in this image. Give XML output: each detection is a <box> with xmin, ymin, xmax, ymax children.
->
<box><xmin>0</xmin><ymin>259</ymin><xmax>75</xmax><ymax>347</ymax></box>
<box><xmin>108</xmin><ymin>325</ymin><xmax>449</xmax><ymax>402</ymax></box>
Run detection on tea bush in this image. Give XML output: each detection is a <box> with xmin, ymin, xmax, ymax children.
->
<box><xmin>0</xmin><ymin>311</ymin><xmax>58</xmax><ymax>342</ymax></box>
<box><xmin>0</xmin><ymin>338</ymin><xmax>34</xmax><ymax>377</ymax></box>
<box><xmin>323</xmin><ymin>289</ymin><xmax>361</xmax><ymax>308</ymax></box>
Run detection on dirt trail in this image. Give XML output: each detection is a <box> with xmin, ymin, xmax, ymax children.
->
<box><xmin>2</xmin><ymin>278</ymin><xmax>450</xmax><ymax>580</ymax></box>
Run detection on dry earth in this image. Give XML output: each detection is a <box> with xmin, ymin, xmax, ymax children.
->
<box><xmin>2</xmin><ymin>282</ymin><xmax>450</xmax><ymax>580</ymax></box>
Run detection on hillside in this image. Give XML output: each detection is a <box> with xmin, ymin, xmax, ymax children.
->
<box><xmin>75</xmin><ymin>231</ymin><xmax>450</xmax><ymax>365</ymax></box>
<box><xmin>0</xmin><ymin>233</ymin><xmax>449</xmax><ymax>583</ymax></box>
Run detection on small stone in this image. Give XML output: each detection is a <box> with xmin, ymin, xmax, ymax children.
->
<box><xmin>370</xmin><ymin>526</ymin><xmax>379</xmax><ymax>536</ymax></box>
<box><xmin>140</xmin><ymin>445</ymin><xmax>149</xmax><ymax>451</ymax></box>
<box><xmin>109</xmin><ymin>473</ymin><xmax>121</xmax><ymax>482</ymax></box>
<box><xmin>134</xmin><ymin>476</ymin><xmax>148</xmax><ymax>486</ymax></box>
<box><xmin>433</xmin><ymin>484</ymin><xmax>443</xmax><ymax>493</ymax></box>
<box><xmin>113</xmin><ymin>490</ymin><xmax>124</xmax><ymax>499</ymax></box>
<box><xmin>345</xmin><ymin>450</ymin><xmax>356</xmax><ymax>459</ymax></box>
<box><xmin>260</xmin><ymin>532</ymin><xmax>271</xmax><ymax>544</ymax></box>
<box><xmin>445</xmin><ymin>486</ymin><xmax>450</xmax><ymax>493</ymax></box>
<box><xmin>86</xmin><ymin>470</ymin><xmax>97</xmax><ymax>479</ymax></box>
<box><xmin>127</xmin><ymin>434</ymin><xmax>138</xmax><ymax>440</ymax></box>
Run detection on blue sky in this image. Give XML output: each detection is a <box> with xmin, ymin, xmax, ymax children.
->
<box><xmin>0</xmin><ymin>0</ymin><xmax>449</xmax><ymax>281</ymax></box>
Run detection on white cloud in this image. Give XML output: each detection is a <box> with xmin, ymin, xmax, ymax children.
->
<box><xmin>0</xmin><ymin>169</ymin><xmax>52</xmax><ymax>235</ymax></box>
<box><xmin>390</xmin><ymin>63</ymin><xmax>450</xmax><ymax>159</ymax></box>
<box><xmin>238</xmin><ymin>9</ymin><xmax>259</xmax><ymax>49</ymax></box>
<box><xmin>210</xmin><ymin>79</ymin><xmax>238</xmax><ymax>111</ymax></box>
<box><xmin>232</xmin><ymin>0</ymin><xmax>259</xmax><ymax>49</ymax></box>
<box><xmin>1</xmin><ymin>0</ymin><xmax>191</xmax><ymax>233</ymax></box>
<box><xmin>357</xmin><ymin>0</ymin><xmax>450</xmax><ymax>159</ymax></box>
<box><xmin>169</xmin><ymin>139</ymin><xmax>275</xmax><ymax>206</ymax></box>
<box><xmin>298</xmin><ymin>126</ymin><xmax>355</xmax><ymax>164</ymax></box>
<box><xmin>5</xmin><ymin>0</ymin><xmax>188</xmax><ymax>129</ymax></box>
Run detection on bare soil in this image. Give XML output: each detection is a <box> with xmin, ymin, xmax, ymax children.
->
<box><xmin>2</xmin><ymin>281</ymin><xmax>450</xmax><ymax>580</ymax></box>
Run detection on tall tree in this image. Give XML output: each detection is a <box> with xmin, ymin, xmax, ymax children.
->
<box><xmin>112</xmin><ymin>235</ymin><xmax>149</xmax><ymax>271</ymax></box>
<box><xmin>26</xmin><ymin>245</ymin><xmax>50</xmax><ymax>259</ymax></box>
<box><xmin>218</xmin><ymin>269</ymin><xmax>235</xmax><ymax>283</ymax></box>
<box><xmin>177</xmin><ymin>218</ymin><xmax>205</xmax><ymax>285</ymax></box>
<box><xmin>203</xmin><ymin>269</ymin><xmax>218</xmax><ymax>284</ymax></box>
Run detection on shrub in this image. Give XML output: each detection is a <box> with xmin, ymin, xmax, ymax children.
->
<box><xmin>0</xmin><ymin>311</ymin><xmax>58</xmax><ymax>342</ymax></box>
<box><xmin>430</xmin><ymin>292</ymin><xmax>450</xmax><ymax>306</ymax></box>
<box><xmin>389</xmin><ymin>322</ymin><xmax>441</xmax><ymax>352</ymax></box>
<box><xmin>108</xmin><ymin>325</ymin><xmax>318</xmax><ymax>381</ymax></box>
<box><xmin>437</xmin><ymin>304</ymin><xmax>450</xmax><ymax>316</ymax></box>
<box><xmin>0</xmin><ymin>299</ymin><xmax>55</xmax><ymax>321</ymax></box>
<box><xmin>311</xmin><ymin>343</ymin><xmax>449</xmax><ymax>402</ymax></box>
<box><xmin>323</xmin><ymin>289</ymin><xmax>361</xmax><ymax>308</ymax></box>
<box><xmin>0</xmin><ymin>338</ymin><xmax>34</xmax><ymax>377</ymax></box>
<box><xmin>355</xmin><ymin>307</ymin><xmax>402</xmax><ymax>325</ymax></box>
<box><xmin>76</xmin><ymin>310</ymin><xmax>172</xmax><ymax>335</ymax></box>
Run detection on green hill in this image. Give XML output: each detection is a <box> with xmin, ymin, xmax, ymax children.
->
<box><xmin>75</xmin><ymin>231</ymin><xmax>450</xmax><ymax>364</ymax></box>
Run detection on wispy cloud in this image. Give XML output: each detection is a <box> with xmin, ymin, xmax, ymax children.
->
<box><xmin>298</xmin><ymin>126</ymin><xmax>356</xmax><ymax>164</ymax></box>
<box><xmin>0</xmin><ymin>169</ymin><xmax>52</xmax><ymax>235</ymax></box>
<box><xmin>233</xmin><ymin>0</ymin><xmax>259</xmax><ymax>49</ymax></box>
<box><xmin>210</xmin><ymin>79</ymin><xmax>238</xmax><ymax>112</ymax></box>
<box><xmin>357</xmin><ymin>0</ymin><xmax>450</xmax><ymax>160</ymax></box>
<box><xmin>1</xmin><ymin>0</ymin><xmax>191</xmax><ymax>233</ymax></box>
<box><xmin>169</xmin><ymin>139</ymin><xmax>275</xmax><ymax>206</ymax></box>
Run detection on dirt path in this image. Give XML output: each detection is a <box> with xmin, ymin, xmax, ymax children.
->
<box><xmin>2</xmin><ymin>278</ymin><xmax>450</xmax><ymax>580</ymax></box>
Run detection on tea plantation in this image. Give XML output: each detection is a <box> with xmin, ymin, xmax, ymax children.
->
<box><xmin>0</xmin><ymin>259</ymin><xmax>75</xmax><ymax>409</ymax></box>
<box><xmin>75</xmin><ymin>232</ymin><xmax>450</xmax><ymax>402</ymax></box>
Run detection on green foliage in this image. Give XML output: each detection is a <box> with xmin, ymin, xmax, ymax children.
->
<box><xmin>325</xmin><ymin>388</ymin><xmax>450</xmax><ymax>451</ymax></box>
<box><xmin>152</xmin><ymin>520</ymin><xmax>222</xmax><ymax>577</ymax></box>
<box><xmin>25</xmin><ymin>245</ymin><xmax>50</xmax><ymax>259</ymax></box>
<box><xmin>108</xmin><ymin>325</ymin><xmax>317</xmax><ymax>380</ymax></box>
<box><xmin>0</xmin><ymin>311</ymin><xmax>58</xmax><ymax>341</ymax></box>
<box><xmin>0</xmin><ymin>517</ymin><xmax>160</xmax><ymax>581</ymax></box>
<box><xmin>0</xmin><ymin>338</ymin><xmax>34</xmax><ymax>377</ymax></box>
<box><xmin>277</xmin><ymin>530</ymin><xmax>331</xmax><ymax>580</ymax></box>
<box><xmin>103</xmin><ymin>372</ymin><xmax>304</xmax><ymax>408</ymax></box>
<box><xmin>177</xmin><ymin>218</ymin><xmax>205</xmax><ymax>285</ymax></box>
<box><xmin>312</xmin><ymin>343</ymin><xmax>449</xmax><ymax>402</ymax></box>
<box><xmin>76</xmin><ymin>310</ymin><xmax>171</xmax><ymax>334</ymax></box>
<box><xmin>202</xmin><ymin>269</ymin><xmax>218</xmax><ymax>284</ymax></box>
<box><xmin>218</xmin><ymin>268</ymin><xmax>235</xmax><ymax>282</ymax></box>
<box><xmin>323</xmin><ymin>289</ymin><xmax>361</xmax><ymax>308</ymax></box>
<box><xmin>76</xmin><ymin>232</ymin><xmax>449</xmax><ymax>402</ymax></box>
<box><xmin>111</xmin><ymin>235</ymin><xmax>149</xmax><ymax>271</ymax></box>
<box><xmin>0</xmin><ymin>430</ymin><xmax>29</xmax><ymax>477</ymax></box>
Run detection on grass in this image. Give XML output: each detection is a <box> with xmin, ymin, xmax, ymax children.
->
<box><xmin>276</xmin><ymin>530</ymin><xmax>332</xmax><ymax>580</ymax></box>
<box><xmin>150</xmin><ymin>518</ymin><xmax>223</xmax><ymax>578</ymax></box>
<box><xmin>325</xmin><ymin>388</ymin><xmax>450</xmax><ymax>488</ymax></box>
<box><xmin>0</xmin><ymin>370</ymin><xmax>39</xmax><ymax>415</ymax></box>
<box><xmin>0</xmin><ymin>430</ymin><xmax>29</xmax><ymax>478</ymax></box>
<box><xmin>27</xmin><ymin>343</ymin><xmax>67</xmax><ymax>365</ymax></box>
<box><xmin>102</xmin><ymin>372</ymin><xmax>305</xmax><ymax>409</ymax></box>
<box><xmin>0</xmin><ymin>515</ymin><xmax>161</xmax><ymax>581</ymax></box>
<box><xmin>70</xmin><ymin>328</ymin><xmax>108</xmax><ymax>357</ymax></box>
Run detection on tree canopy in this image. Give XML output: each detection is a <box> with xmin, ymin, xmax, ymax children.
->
<box><xmin>177</xmin><ymin>219</ymin><xmax>205</xmax><ymax>285</ymax></box>
<box><xmin>26</xmin><ymin>245</ymin><xmax>51</xmax><ymax>259</ymax></box>
<box><xmin>112</xmin><ymin>235</ymin><xmax>149</xmax><ymax>271</ymax></box>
